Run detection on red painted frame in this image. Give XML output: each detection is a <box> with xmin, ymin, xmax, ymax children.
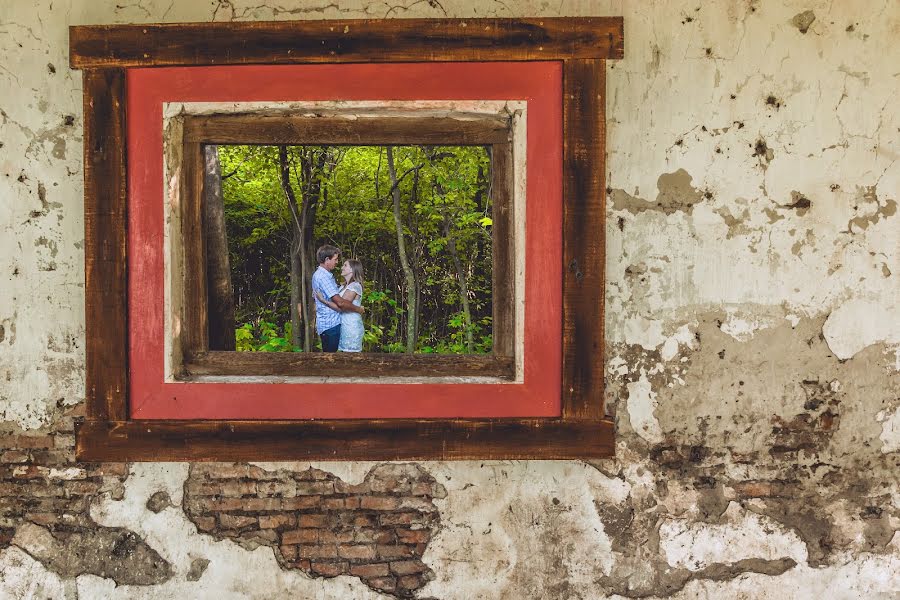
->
<box><xmin>127</xmin><ymin>61</ymin><xmax>562</xmax><ymax>420</ymax></box>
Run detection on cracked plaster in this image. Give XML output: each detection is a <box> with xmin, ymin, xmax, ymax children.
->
<box><xmin>0</xmin><ymin>0</ymin><xmax>898</xmax><ymax>598</ymax></box>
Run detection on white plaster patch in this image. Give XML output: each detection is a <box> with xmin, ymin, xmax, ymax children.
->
<box><xmin>823</xmin><ymin>299</ymin><xmax>900</xmax><ymax>360</ymax></box>
<box><xmin>659</xmin><ymin>502</ymin><xmax>808</xmax><ymax>571</ymax></box>
<box><xmin>421</xmin><ymin>461</ymin><xmax>620</xmax><ymax>599</ymax></box>
<box><xmin>660</xmin><ymin>324</ymin><xmax>695</xmax><ymax>361</ymax></box>
<box><xmin>0</xmin><ymin>546</ymin><xmax>74</xmax><ymax>600</ymax></box>
<box><xmin>876</xmin><ymin>407</ymin><xmax>900</xmax><ymax>454</ymax></box>
<box><xmin>624</xmin><ymin>316</ymin><xmax>666</xmax><ymax>350</ymax></box>
<box><xmin>627</xmin><ymin>374</ymin><xmax>664</xmax><ymax>444</ymax></box>
<box><xmin>719</xmin><ymin>310</ymin><xmax>778</xmax><ymax>342</ymax></box>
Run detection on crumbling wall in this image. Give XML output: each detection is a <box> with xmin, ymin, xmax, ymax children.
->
<box><xmin>1</xmin><ymin>1</ymin><xmax>898</xmax><ymax>598</ymax></box>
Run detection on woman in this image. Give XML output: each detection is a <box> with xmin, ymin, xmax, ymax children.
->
<box><xmin>317</xmin><ymin>259</ymin><xmax>365</xmax><ymax>352</ymax></box>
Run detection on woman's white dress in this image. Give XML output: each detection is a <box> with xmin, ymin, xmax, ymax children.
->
<box><xmin>337</xmin><ymin>282</ymin><xmax>364</xmax><ymax>352</ymax></box>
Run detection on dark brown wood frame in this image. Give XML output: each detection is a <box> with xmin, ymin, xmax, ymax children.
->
<box><xmin>178</xmin><ymin>114</ymin><xmax>516</xmax><ymax>380</ymax></box>
<box><xmin>72</xmin><ymin>17</ymin><xmax>622</xmax><ymax>461</ymax></box>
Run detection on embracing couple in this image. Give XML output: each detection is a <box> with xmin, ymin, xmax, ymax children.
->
<box><xmin>309</xmin><ymin>245</ymin><xmax>365</xmax><ymax>353</ymax></box>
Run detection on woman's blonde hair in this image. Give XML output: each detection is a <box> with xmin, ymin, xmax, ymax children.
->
<box><xmin>345</xmin><ymin>259</ymin><xmax>364</xmax><ymax>287</ymax></box>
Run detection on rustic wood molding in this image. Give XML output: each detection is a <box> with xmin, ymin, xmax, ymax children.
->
<box><xmin>72</xmin><ymin>17</ymin><xmax>620</xmax><ymax>461</ymax></box>
<box><xmin>70</xmin><ymin>18</ymin><xmax>624</xmax><ymax>68</ymax></box>
<box><xmin>75</xmin><ymin>418</ymin><xmax>615</xmax><ymax>461</ymax></box>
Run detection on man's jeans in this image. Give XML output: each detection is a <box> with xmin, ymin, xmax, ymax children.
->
<box><xmin>320</xmin><ymin>324</ymin><xmax>341</xmax><ymax>352</ymax></box>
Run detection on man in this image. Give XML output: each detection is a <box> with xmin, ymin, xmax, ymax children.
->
<box><xmin>309</xmin><ymin>245</ymin><xmax>364</xmax><ymax>352</ymax></box>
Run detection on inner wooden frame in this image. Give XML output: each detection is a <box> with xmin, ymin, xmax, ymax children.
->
<box><xmin>178</xmin><ymin>113</ymin><xmax>516</xmax><ymax>380</ymax></box>
<box><xmin>71</xmin><ymin>17</ymin><xmax>622</xmax><ymax>461</ymax></box>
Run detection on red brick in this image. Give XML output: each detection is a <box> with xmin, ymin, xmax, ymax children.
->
<box><xmin>297</xmin><ymin>514</ymin><xmax>330</xmax><ymax>528</ymax></box>
<box><xmin>397</xmin><ymin>574</ymin><xmax>424</xmax><ymax>590</ymax></box>
<box><xmin>53</xmin><ymin>435</ymin><xmax>75</xmax><ymax>449</ymax></box>
<box><xmin>338</xmin><ymin>544</ymin><xmax>377</xmax><ymax>560</ymax></box>
<box><xmin>219</xmin><ymin>481</ymin><xmax>257</xmax><ymax>497</ymax></box>
<box><xmin>379</xmin><ymin>512</ymin><xmax>420</xmax><ymax>526</ymax></box>
<box><xmin>296</xmin><ymin>481</ymin><xmax>334</xmax><ymax>495</ymax></box>
<box><xmin>281</xmin><ymin>496</ymin><xmax>321</xmax><ymax>510</ymax></box>
<box><xmin>196</xmin><ymin>464</ymin><xmax>250</xmax><ymax>479</ymax></box>
<box><xmin>297</xmin><ymin>468</ymin><xmax>331</xmax><ymax>481</ymax></box>
<box><xmin>220</xmin><ymin>514</ymin><xmax>256</xmax><ymax>529</ymax></box>
<box><xmin>360</xmin><ymin>496</ymin><xmax>401</xmax><ymax>511</ymax></box>
<box><xmin>0</xmin><ymin>451</ymin><xmax>29</xmax><ymax>463</ymax></box>
<box><xmin>7</xmin><ymin>436</ymin><xmax>54</xmax><ymax>449</ymax></box>
<box><xmin>319</xmin><ymin>529</ymin><xmax>354</xmax><ymax>544</ymax></box>
<box><xmin>198</xmin><ymin>498</ymin><xmax>246</xmax><ymax>512</ymax></box>
<box><xmin>298</xmin><ymin>544</ymin><xmax>339</xmax><ymax>559</ymax></box>
<box><xmin>257</xmin><ymin>481</ymin><xmax>296</xmax><ymax>496</ymax></box>
<box><xmin>279</xmin><ymin>544</ymin><xmax>298</xmax><ymax>561</ymax></box>
<box><xmin>390</xmin><ymin>560</ymin><xmax>428</xmax><ymax>576</ymax></box>
<box><xmin>282</xmin><ymin>529</ymin><xmax>318</xmax><ymax>545</ymax></box>
<box><xmin>25</xmin><ymin>513</ymin><xmax>61</xmax><ymax>526</ymax></box>
<box><xmin>87</xmin><ymin>463</ymin><xmax>129</xmax><ymax>477</ymax></box>
<box><xmin>366</xmin><ymin>577</ymin><xmax>396</xmax><ymax>592</ymax></box>
<box><xmin>349</xmin><ymin>563</ymin><xmax>390</xmax><ymax>578</ymax></box>
<box><xmin>397</xmin><ymin>529</ymin><xmax>431</xmax><ymax>544</ymax></box>
<box><xmin>352</xmin><ymin>515</ymin><xmax>377</xmax><ymax>527</ymax></box>
<box><xmin>194</xmin><ymin>517</ymin><xmax>216</xmax><ymax>532</ymax></box>
<box><xmin>376</xmin><ymin>544</ymin><xmax>416</xmax><ymax>559</ymax></box>
<box><xmin>322</xmin><ymin>497</ymin><xmax>356</xmax><ymax>510</ymax></box>
<box><xmin>62</xmin><ymin>481</ymin><xmax>100</xmax><ymax>495</ymax></box>
<box><xmin>241</xmin><ymin>498</ymin><xmax>282</xmax><ymax>511</ymax></box>
<box><xmin>310</xmin><ymin>560</ymin><xmax>347</xmax><ymax>577</ymax></box>
<box><xmin>259</xmin><ymin>514</ymin><xmax>295</xmax><ymax>529</ymax></box>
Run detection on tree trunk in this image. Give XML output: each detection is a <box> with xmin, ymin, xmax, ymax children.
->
<box><xmin>203</xmin><ymin>145</ymin><xmax>235</xmax><ymax>350</ymax></box>
<box><xmin>386</xmin><ymin>147</ymin><xmax>418</xmax><ymax>353</ymax></box>
<box><xmin>444</xmin><ymin>216</ymin><xmax>474</xmax><ymax>353</ymax></box>
<box><xmin>278</xmin><ymin>146</ymin><xmax>310</xmax><ymax>351</ymax></box>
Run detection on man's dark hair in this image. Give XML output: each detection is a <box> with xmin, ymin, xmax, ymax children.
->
<box><xmin>316</xmin><ymin>245</ymin><xmax>340</xmax><ymax>265</ymax></box>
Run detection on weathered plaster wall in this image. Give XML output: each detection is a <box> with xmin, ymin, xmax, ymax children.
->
<box><xmin>1</xmin><ymin>0</ymin><xmax>898</xmax><ymax>598</ymax></box>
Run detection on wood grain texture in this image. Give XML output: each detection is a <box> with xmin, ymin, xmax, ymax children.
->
<box><xmin>561</xmin><ymin>59</ymin><xmax>606</xmax><ymax>420</ymax></box>
<box><xmin>76</xmin><ymin>418</ymin><xmax>615</xmax><ymax>461</ymax></box>
<box><xmin>183</xmin><ymin>115</ymin><xmax>511</xmax><ymax>145</ymax></box>
<box><xmin>83</xmin><ymin>69</ymin><xmax>128</xmax><ymax>421</ymax></box>
<box><xmin>180</xmin><ymin>140</ymin><xmax>208</xmax><ymax>367</ymax></box>
<box><xmin>183</xmin><ymin>352</ymin><xmax>515</xmax><ymax>379</ymax></box>
<box><xmin>70</xmin><ymin>18</ymin><xmax>624</xmax><ymax>69</ymax></box>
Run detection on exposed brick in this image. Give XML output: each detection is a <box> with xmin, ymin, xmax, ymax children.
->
<box><xmin>297</xmin><ymin>514</ymin><xmax>330</xmax><ymax>528</ymax></box>
<box><xmin>193</xmin><ymin>517</ymin><xmax>216</xmax><ymax>532</ymax></box>
<box><xmin>297</xmin><ymin>544</ymin><xmax>339</xmax><ymax>559</ymax></box>
<box><xmin>390</xmin><ymin>560</ymin><xmax>427</xmax><ymax>576</ymax></box>
<box><xmin>322</xmin><ymin>497</ymin><xmax>358</xmax><ymax>510</ymax></box>
<box><xmin>196</xmin><ymin>464</ymin><xmax>250</xmax><ymax>479</ymax></box>
<box><xmin>397</xmin><ymin>574</ymin><xmax>424</xmax><ymax>590</ymax></box>
<box><xmin>6</xmin><ymin>435</ymin><xmax>55</xmax><ymax>449</ymax></box>
<box><xmin>197</xmin><ymin>498</ymin><xmax>246</xmax><ymax>512</ymax></box>
<box><xmin>338</xmin><ymin>544</ymin><xmax>377</xmax><ymax>560</ymax></box>
<box><xmin>350</xmin><ymin>562</ymin><xmax>390</xmax><ymax>578</ymax></box>
<box><xmin>352</xmin><ymin>515</ymin><xmax>378</xmax><ymax>527</ymax></box>
<box><xmin>281</xmin><ymin>496</ymin><xmax>321</xmax><ymax>510</ymax></box>
<box><xmin>257</xmin><ymin>481</ymin><xmax>297</xmax><ymax>496</ymax></box>
<box><xmin>87</xmin><ymin>463</ymin><xmax>129</xmax><ymax>477</ymax></box>
<box><xmin>354</xmin><ymin>528</ymin><xmax>395</xmax><ymax>544</ymax></box>
<box><xmin>53</xmin><ymin>434</ymin><xmax>75</xmax><ymax>449</ymax></box>
<box><xmin>379</xmin><ymin>512</ymin><xmax>420</xmax><ymax>526</ymax></box>
<box><xmin>0</xmin><ymin>451</ymin><xmax>29</xmax><ymax>463</ymax></box>
<box><xmin>219</xmin><ymin>514</ymin><xmax>256</xmax><ymax>529</ymax></box>
<box><xmin>259</xmin><ymin>514</ymin><xmax>295</xmax><ymax>529</ymax></box>
<box><xmin>279</xmin><ymin>544</ymin><xmax>298</xmax><ymax>561</ymax></box>
<box><xmin>319</xmin><ymin>529</ymin><xmax>354</xmax><ymax>544</ymax></box>
<box><xmin>360</xmin><ymin>496</ymin><xmax>402</xmax><ymax>511</ymax></box>
<box><xmin>397</xmin><ymin>528</ymin><xmax>431</xmax><ymax>544</ymax></box>
<box><xmin>310</xmin><ymin>560</ymin><xmax>348</xmax><ymax>577</ymax></box>
<box><xmin>398</xmin><ymin>497</ymin><xmax>437</xmax><ymax>512</ymax></box>
<box><xmin>282</xmin><ymin>528</ymin><xmax>318</xmax><ymax>545</ymax></box>
<box><xmin>240</xmin><ymin>498</ymin><xmax>282</xmax><ymax>511</ymax></box>
<box><xmin>296</xmin><ymin>481</ymin><xmax>334</xmax><ymax>495</ymax></box>
<box><xmin>367</xmin><ymin>576</ymin><xmax>397</xmax><ymax>592</ymax></box>
<box><xmin>242</xmin><ymin>529</ymin><xmax>278</xmax><ymax>544</ymax></box>
<box><xmin>376</xmin><ymin>544</ymin><xmax>416</xmax><ymax>559</ymax></box>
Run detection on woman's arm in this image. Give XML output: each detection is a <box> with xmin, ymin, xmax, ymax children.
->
<box><xmin>316</xmin><ymin>290</ymin><xmax>340</xmax><ymax>311</ymax></box>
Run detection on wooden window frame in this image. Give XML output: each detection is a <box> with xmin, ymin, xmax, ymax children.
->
<box><xmin>70</xmin><ymin>17</ymin><xmax>623</xmax><ymax>461</ymax></box>
<box><xmin>179</xmin><ymin>114</ymin><xmax>516</xmax><ymax>380</ymax></box>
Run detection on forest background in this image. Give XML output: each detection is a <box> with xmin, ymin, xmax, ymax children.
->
<box><xmin>206</xmin><ymin>144</ymin><xmax>495</xmax><ymax>354</ymax></box>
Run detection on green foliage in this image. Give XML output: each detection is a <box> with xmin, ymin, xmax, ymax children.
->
<box><xmin>219</xmin><ymin>144</ymin><xmax>494</xmax><ymax>354</ymax></box>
